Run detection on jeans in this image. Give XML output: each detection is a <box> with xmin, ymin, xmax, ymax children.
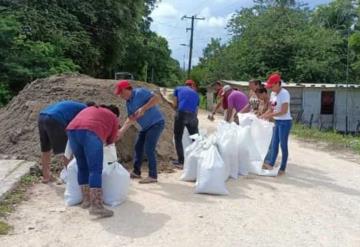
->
<box><xmin>174</xmin><ymin>111</ymin><xmax>199</xmax><ymax>164</ymax></box>
<box><xmin>264</xmin><ymin>120</ymin><xmax>292</xmax><ymax>171</ymax></box>
<box><xmin>133</xmin><ymin>121</ymin><xmax>165</xmax><ymax>179</ymax></box>
<box><xmin>67</xmin><ymin>130</ymin><xmax>103</xmax><ymax>188</ymax></box>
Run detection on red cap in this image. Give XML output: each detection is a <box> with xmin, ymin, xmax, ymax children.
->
<box><xmin>185</xmin><ymin>79</ymin><xmax>195</xmax><ymax>87</ymax></box>
<box><xmin>265</xmin><ymin>73</ymin><xmax>281</xmax><ymax>88</ymax></box>
<box><xmin>114</xmin><ymin>80</ymin><xmax>132</xmax><ymax>95</ymax></box>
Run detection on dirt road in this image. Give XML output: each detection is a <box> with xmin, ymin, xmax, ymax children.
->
<box><xmin>1</xmin><ymin>111</ymin><xmax>360</xmax><ymax>247</ymax></box>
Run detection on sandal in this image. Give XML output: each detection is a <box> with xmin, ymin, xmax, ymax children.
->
<box><xmin>139</xmin><ymin>177</ymin><xmax>157</xmax><ymax>184</ymax></box>
<box><xmin>262</xmin><ymin>163</ymin><xmax>273</xmax><ymax>170</ymax></box>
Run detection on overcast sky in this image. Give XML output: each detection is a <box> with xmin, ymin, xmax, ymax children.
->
<box><xmin>150</xmin><ymin>0</ymin><xmax>332</xmax><ymax>68</ymax></box>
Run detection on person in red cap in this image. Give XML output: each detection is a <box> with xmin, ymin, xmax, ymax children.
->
<box><xmin>114</xmin><ymin>80</ymin><xmax>165</xmax><ymax>183</ymax></box>
<box><xmin>163</xmin><ymin>79</ymin><xmax>200</xmax><ymax>168</ymax></box>
<box><xmin>260</xmin><ymin>73</ymin><xmax>292</xmax><ymax>176</ymax></box>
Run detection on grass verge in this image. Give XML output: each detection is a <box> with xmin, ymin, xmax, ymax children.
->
<box><xmin>0</xmin><ymin>174</ymin><xmax>39</xmax><ymax>235</ymax></box>
<box><xmin>292</xmin><ymin>123</ymin><xmax>360</xmax><ymax>154</ymax></box>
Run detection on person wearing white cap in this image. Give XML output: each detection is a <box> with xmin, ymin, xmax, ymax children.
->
<box><xmin>222</xmin><ymin>85</ymin><xmax>248</xmax><ymax>124</ymax></box>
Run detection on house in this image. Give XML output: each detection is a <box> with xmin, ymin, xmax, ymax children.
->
<box><xmin>206</xmin><ymin>80</ymin><xmax>360</xmax><ymax>133</ymax></box>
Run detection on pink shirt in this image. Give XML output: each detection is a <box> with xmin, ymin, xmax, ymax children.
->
<box><xmin>67</xmin><ymin>106</ymin><xmax>119</xmax><ymax>145</ymax></box>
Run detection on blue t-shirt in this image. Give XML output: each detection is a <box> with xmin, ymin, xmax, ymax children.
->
<box><xmin>126</xmin><ymin>88</ymin><xmax>164</xmax><ymax>130</ymax></box>
<box><xmin>40</xmin><ymin>100</ymin><xmax>87</xmax><ymax>127</ymax></box>
<box><xmin>174</xmin><ymin>86</ymin><xmax>199</xmax><ymax>113</ymax></box>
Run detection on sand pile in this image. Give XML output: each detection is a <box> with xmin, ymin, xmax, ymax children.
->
<box><xmin>0</xmin><ymin>74</ymin><xmax>176</xmax><ymax>170</ymax></box>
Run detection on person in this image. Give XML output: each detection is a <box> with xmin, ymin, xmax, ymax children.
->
<box><xmin>209</xmin><ymin>80</ymin><xmax>228</xmax><ymax>120</ymax></box>
<box><xmin>240</xmin><ymin>79</ymin><xmax>262</xmax><ymax>114</ymax></box>
<box><xmin>261</xmin><ymin>73</ymin><xmax>292</xmax><ymax>176</ymax></box>
<box><xmin>223</xmin><ymin>85</ymin><xmax>249</xmax><ymax>124</ymax></box>
<box><xmin>38</xmin><ymin>100</ymin><xmax>91</xmax><ymax>183</ymax></box>
<box><xmin>114</xmin><ymin>80</ymin><xmax>165</xmax><ymax>184</ymax></box>
<box><xmin>255</xmin><ymin>85</ymin><xmax>271</xmax><ymax>117</ymax></box>
<box><xmin>66</xmin><ymin>105</ymin><xmax>130</xmax><ymax>218</ymax></box>
<box><xmin>166</xmin><ymin>79</ymin><xmax>200</xmax><ymax>168</ymax></box>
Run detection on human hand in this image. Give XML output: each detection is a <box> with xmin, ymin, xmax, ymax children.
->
<box><xmin>134</xmin><ymin>107</ymin><xmax>145</xmax><ymax>119</ymax></box>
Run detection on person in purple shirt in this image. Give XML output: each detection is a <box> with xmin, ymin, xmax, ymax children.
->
<box><xmin>222</xmin><ymin>85</ymin><xmax>249</xmax><ymax>124</ymax></box>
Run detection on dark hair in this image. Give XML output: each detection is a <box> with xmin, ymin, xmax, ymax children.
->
<box><xmin>100</xmin><ymin>104</ymin><xmax>120</xmax><ymax>117</ymax></box>
<box><xmin>255</xmin><ymin>85</ymin><xmax>267</xmax><ymax>94</ymax></box>
<box><xmin>86</xmin><ymin>101</ymin><xmax>96</xmax><ymax>107</ymax></box>
<box><xmin>215</xmin><ymin>80</ymin><xmax>222</xmax><ymax>86</ymax></box>
<box><xmin>249</xmin><ymin>79</ymin><xmax>262</xmax><ymax>86</ymax></box>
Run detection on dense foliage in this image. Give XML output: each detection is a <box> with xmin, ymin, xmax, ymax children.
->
<box><xmin>191</xmin><ymin>0</ymin><xmax>360</xmax><ymax>86</ymax></box>
<box><xmin>0</xmin><ymin>0</ymin><xmax>182</xmax><ymax>105</ymax></box>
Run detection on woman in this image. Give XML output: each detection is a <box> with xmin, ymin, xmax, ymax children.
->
<box><xmin>255</xmin><ymin>85</ymin><xmax>270</xmax><ymax>117</ymax></box>
<box><xmin>261</xmin><ymin>73</ymin><xmax>292</xmax><ymax>176</ymax></box>
<box><xmin>115</xmin><ymin>80</ymin><xmax>165</xmax><ymax>184</ymax></box>
<box><xmin>66</xmin><ymin>105</ymin><xmax>131</xmax><ymax>218</ymax></box>
<box><xmin>240</xmin><ymin>79</ymin><xmax>261</xmax><ymax>113</ymax></box>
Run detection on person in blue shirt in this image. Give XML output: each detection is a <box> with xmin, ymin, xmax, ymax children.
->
<box><xmin>38</xmin><ymin>100</ymin><xmax>92</xmax><ymax>183</ymax></box>
<box><xmin>115</xmin><ymin>80</ymin><xmax>165</xmax><ymax>184</ymax></box>
<box><xmin>165</xmin><ymin>79</ymin><xmax>200</xmax><ymax>168</ymax></box>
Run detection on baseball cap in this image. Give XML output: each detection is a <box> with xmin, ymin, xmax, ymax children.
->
<box><xmin>221</xmin><ymin>85</ymin><xmax>232</xmax><ymax>96</ymax></box>
<box><xmin>185</xmin><ymin>79</ymin><xmax>195</xmax><ymax>87</ymax></box>
<box><xmin>265</xmin><ymin>73</ymin><xmax>281</xmax><ymax>88</ymax></box>
<box><xmin>114</xmin><ymin>80</ymin><xmax>132</xmax><ymax>95</ymax></box>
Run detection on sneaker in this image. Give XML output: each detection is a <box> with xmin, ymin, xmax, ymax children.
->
<box><xmin>139</xmin><ymin>177</ymin><xmax>158</xmax><ymax>184</ymax></box>
<box><xmin>130</xmin><ymin>171</ymin><xmax>141</xmax><ymax>179</ymax></box>
<box><xmin>172</xmin><ymin>160</ymin><xmax>183</xmax><ymax>169</ymax></box>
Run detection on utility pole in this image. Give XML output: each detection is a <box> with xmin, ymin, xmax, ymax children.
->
<box><xmin>182</xmin><ymin>15</ymin><xmax>205</xmax><ymax>78</ymax></box>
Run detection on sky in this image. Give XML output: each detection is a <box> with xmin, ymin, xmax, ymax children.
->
<box><xmin>150</xmin><ymin>0</ymin><xmax>332</xmax><ymax>68</ymax></box>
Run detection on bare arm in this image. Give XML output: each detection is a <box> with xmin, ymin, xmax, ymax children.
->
<box><xmin>262</xmin><ymin>103</ymin><xmax>288</xmax><ymax>119</ymax></box>
<box><xmin>134</xmin><ymin>94</ymin><xmax>161</xmax><ymax>118</ymax></box>
<box><xmin>240</xmin><ymin>103</ymin><xmax>250</xmax><ymax>113</ymax></box>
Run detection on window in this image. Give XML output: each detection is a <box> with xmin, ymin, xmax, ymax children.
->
<box><xmin>321</xmin><ymin>91</ymin><xmax>335</xmax><ymax>115</ymax></box>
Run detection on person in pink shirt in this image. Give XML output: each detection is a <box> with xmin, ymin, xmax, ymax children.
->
<box><xmin>223</xmin><ymin>85</ymin><xmax>249</xmax><ymax>124</ymax></box>
<box><xmin>66</xmin><ymin>105</ymin><xmax>131</xmax><ymax>218</ymax></box>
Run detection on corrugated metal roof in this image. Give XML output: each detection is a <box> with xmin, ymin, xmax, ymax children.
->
<box><xmin>221</xmin><ymin>80</ymin><xmax>360</xmax><ymax>89</ymax></box>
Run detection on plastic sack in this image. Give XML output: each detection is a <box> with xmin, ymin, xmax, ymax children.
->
<box><xmin>60</xmin><ymin>167</ymin><xmax>68</xmax><ymax>183</ymax></box>
<box><xmin>236</xmin><ymin>126</ymin><xmax>253</xmax><ymax>176</ymax></box>
<box><xmin>181</xmin><ymin>134</ymin><xmax>204</xmax><ymax>182</ymax></box>
<box><xmin>102</xmin><ymin>161</ymin><xmax>130</xmax><ymax>207</ymax></box>
<box><xmin>103</xmin><ymin>144</ymin><xmax>117</xmax><ymax>163</ymax></box>
<box><xmin>237</xmin><ymin>113</ymin><xmax>256</xmax><ymax>127</ymax></box>
<box><xmin>64</xmin><ymin>141</ymin><xmax>73</xmax><ymax>159</ymax></box>
<box><xmin>195</xmin><ymin>140</ymin><xmax>229</xmax><ymax>195</ymax></box>
<box><xmin>64</xmin><ymin>159</ymin><xmax>82</xmax><ymax>206</ymax></box>
<box><xmin>216</xmin><ymin>122</ymin><xmax>239</xmax><ymax>179</ymax></box>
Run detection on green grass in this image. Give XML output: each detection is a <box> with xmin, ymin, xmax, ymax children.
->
<box><xmin>292</xmin><ymin>123</ymin><xmax>360</xmax><ymax>154</ymax></box>
<box><xmin>0</xmin><ymin>174</ymin><xmax>39</xmax><ymax>235</ymax></box>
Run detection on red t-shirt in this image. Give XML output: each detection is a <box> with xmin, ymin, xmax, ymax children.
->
<box><xmin>67</xmin><ymin>106</ymin><xmax>119</xmax><ymax>145</ymax></box>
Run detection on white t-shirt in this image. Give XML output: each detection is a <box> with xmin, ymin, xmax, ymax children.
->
<box><xmin>270</xmin><ymin>88</ymin><xmax>292</xmax><ymax>120</ymax></box>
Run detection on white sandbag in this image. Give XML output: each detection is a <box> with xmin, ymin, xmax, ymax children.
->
<box><xmin>64</xmin><ymin>159</ymin><xmax>82</xmax><ymax>206</ymax></box>
<box><xmin>64</xmin><ymin>141</ymin><xmax>73</xmax><ymax>159</ymax></box>
<box><xmin>251</xmin><ymin>118</ymin><xmax>274</xmax><ymax>161</ymax></box>
<box><xmin>104</xmin><ymin>144</ymin><xmax>117</xmax><ymax>163</ymax></box>
<box><xmin>236</xmin><ymin>126</ymin><xmax>253</xmax><ymax>176</ymax></box>
<box><xmin>237</xmin><ymin>113</ymin><xmax>256</xmax><ymax>127</ymax></box>
<box><xmin>102</xmin><ymin>161</ymin><xmax>130</xmax><ymax>207</ymax></box>
<box><xmin>195</xmin><ymin>141</ymin><xmax>229</xmax><ymax>195</ymax></box>
<box><xmin>216</xmin><ymin>122</ymin><xmax>239</xmax><ymax>179</ymax></box>
<box><xmin>181</xmin><ymin>135</ymin><xmax>204</xmax><ymax>182</ymax></box>
<box><xmin>60</xmin><ymin>167</ymin><xmax>68</xmax><ymax>183</ymax></box>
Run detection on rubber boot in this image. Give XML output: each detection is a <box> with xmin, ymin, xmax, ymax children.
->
<box><xmin>89</xmin><ymin>188</ymin><xmax>113</xmax><ymax>218</ymax></box>
<box><xmin>80</xmin><ymin>185</ymin><xmax>91</xmax><ymax>209</ymax></box>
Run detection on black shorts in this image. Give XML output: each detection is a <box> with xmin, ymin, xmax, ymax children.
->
<box><xmin>38</xmin><ymin>114</ymin><xmax>67</xmax><ymax>155</ymax></box>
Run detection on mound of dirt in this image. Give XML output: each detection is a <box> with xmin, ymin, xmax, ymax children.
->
<box><xmin>0</xmin><ymin>74</ymin><xmax>176</xmax><ymax>170</ymax></box>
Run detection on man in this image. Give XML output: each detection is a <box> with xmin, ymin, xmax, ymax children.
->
<box><xmin>209</xmin><ymin>80</ymin><xmax>228</xmax><ymax>120</ymax></box>
<box><xmin>115</xmin><ymin>80</ymin><xmax>165</xmax><ymax>184</ymax></box>
<box><xmin>165</xmin><ymin>79</ymin><xmax>200</xmax><ymax>168</ymax></box>
<box><xmin>223</xmin><ymin>85</ymin><xmax>249</xmax><ymax>124</ymax></box>
<box><xmin>38</xmin><ymin>100</ymin><xmax>89</xmax><ymax>183</ymax></box>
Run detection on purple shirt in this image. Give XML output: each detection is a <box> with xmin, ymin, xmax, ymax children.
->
<box><xmin>227</xmin><ymin>90</ymin><xmax>248</xmax><ymax>112</ymax></box>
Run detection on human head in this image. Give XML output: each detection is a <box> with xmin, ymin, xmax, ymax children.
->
<box><xmin>185</xmin><ymin>79</ymin><xmax>196</xmax><ymax>90</ymax></box>
<box><xmin>214</xmin><ymin>80</ymin><xmax>222</xmax><ymax>91</ymax></box>
<box><xmin>221</xmin><ymin>85</ymin><xmax>232</xmax><ymax>97</ymax></box>
<box><xmin>255</xmin><ymin>86</ymin><xmax>268</xmax><ymax>100</ymax></box>
<box><xmin>114</xmin><ymin>80</ymin><xmax>133</xmax><ymax>100</ymax></box>
<box><xmin>100</xmin><ymin>104</ymin><xmax>120</xmax><ymax>117</ymax></box>
<box><xmin>265</xmin><ymin>73</ymin><xmax>282</xmax><ymax>93</ymax></box>
<box><xmin>249</xmin><ymin>79</ymin><xmax>261</xmax><ymax>91</ymax></box>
